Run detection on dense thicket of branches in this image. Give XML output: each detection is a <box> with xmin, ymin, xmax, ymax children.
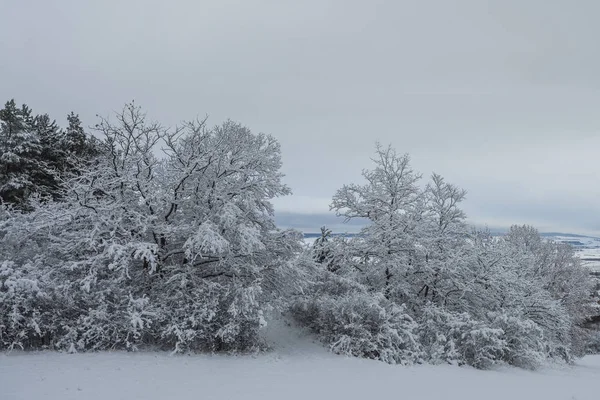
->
<box><xmin>0</xmin><ymin>102</ymin><xmax>594</xmax><ymax>369</ymax></box>
<box><xmin>0</xmin><ymin>103</ymin><xmax>302</xmax><ymax>353</ymax></box>
<box><xmin>293</xmin><ymin>145</ymin><xmax>594</xmax><ymax>369</ymax></box>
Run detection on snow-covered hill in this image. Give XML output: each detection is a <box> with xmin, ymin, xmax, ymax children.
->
<box><xmin>2</xmin><ymin>318</ymin><xmax>600</xmax><ymax>400</ymax></box>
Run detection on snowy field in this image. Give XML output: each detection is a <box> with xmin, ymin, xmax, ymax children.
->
<box><xmin>2</xmin><ymin>320</ymin><xmax>600</xmax><ymax>400</ymax></box>
<box><xmin>504</xmin><ymin>232</ymin><xmax>600</xmax><ymax>273</ymax></box>
<box><xmin>575</xmin><ymin>247</ymin><xmax>600</xmax><ymax>273</ymax></box>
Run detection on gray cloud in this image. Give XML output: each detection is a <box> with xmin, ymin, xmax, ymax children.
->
<box><xmin>2</xmin><ymin>0</ymin><xmax>599</xmax><ymax>234</ymax></box>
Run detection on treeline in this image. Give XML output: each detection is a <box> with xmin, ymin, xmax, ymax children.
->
<box><xmin>0</xmin><ymin>100</ymin><xmax>595</xmax><ymax>369</ymax></box>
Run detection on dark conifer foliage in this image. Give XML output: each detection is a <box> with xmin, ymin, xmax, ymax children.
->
<box><xmin>0</xmin><ymin>99</ymin><xmax>99</xmax><ymax>209</ymax></box>
<box><xmin>0</xmin><ymin>100</ymin><xmax>43</xmax><ymax>208</ymax></box>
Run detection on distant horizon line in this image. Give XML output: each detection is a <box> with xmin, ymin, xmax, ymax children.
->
<box><xmin>299</xmin><ymin>231</ymin><xmax>600</xmax><ymax>239</ymax></box>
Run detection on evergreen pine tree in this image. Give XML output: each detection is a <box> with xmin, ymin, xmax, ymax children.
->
<box><xmin>34</xmin><ymin>113</ymin><xmax>64</xmax><ymax>200</ymax></box>
<box><xmin>64</xmin><ymin>112</ymin><xmax>99</xmax><ymax>160</ymax></box>
<box><xmin>312</xmin><ymin>226</ymin><xmax>340</xmax><ymax>272</ymax></box>
<box><xmin>0</xmin><ymin>100</ymin><xmax>44</xmax><ymax>209</ymax></box>
<box><xmin>0</xmin><ymin>100</ymin><xmax>100</xmax><ymax>209</ymax></box>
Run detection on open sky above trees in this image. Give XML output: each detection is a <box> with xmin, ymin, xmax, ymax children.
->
<box><xmin>2</xmin><ymin>0</ymin><xmax>600</xmax><ymax>234</ymax></box>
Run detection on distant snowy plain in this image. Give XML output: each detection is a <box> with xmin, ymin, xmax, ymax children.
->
<box><xmin>2</xmin><ymin>319</ymin><xmax>599</xmax><ymax>400</ymax></box>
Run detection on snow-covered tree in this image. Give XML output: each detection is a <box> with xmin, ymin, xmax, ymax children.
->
<box><xmin>295</xmin><ymin>144</ymin><xmax>593</xmax><ymax>369</ymax></box>
<box><xmin>0</xmin><ymin>103</ymin><xmax>302</xmax><ymax>352</ymax></box>
<box><xmin>331</xmin><ymin>144</ymin><xmax>424</xmax><ymax>302</ymax></box>
<box><xmin>60</xmin><ymin>112</ymin><xmax>101</xmax><ymax>173</ymax></box>
<box><xmin>0</xmin><ymin>100</ymin><xmax>99</xmax><ymax>209</ymax></box>
<box><xmin>504</xmin><ymin>226</ymin><xmax>593</xmax><ymax>357</ymax></box>
<box><xmin>412</xmin><ymin>173</ymin><xmax>469</xmax><ymax>307</ymax></box>
<box><xmin>0</xmin><ymin>100</ymin><xmax>43</xmax><ymax>209</ymax></box>
<box><xmin>328</xmin><ymin>145</ymin><xmax>469</xmax><ymax>309</ymax></box>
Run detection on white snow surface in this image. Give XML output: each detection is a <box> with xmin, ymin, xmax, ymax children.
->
<box><xmin>2</xmin><ymin>318</ymin><xmax>599</xmax><ymax>400</ymax></box>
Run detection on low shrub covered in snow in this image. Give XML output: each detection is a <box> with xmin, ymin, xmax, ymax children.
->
<box><xmin>416</xmin><ymin>305</ymin><xmax>506</xmax><ymax>369</ymax></box>
<box><xmin>292</xmin><ymin>274</ymin><xmax>420</xmax><ymax>364</ymax></box>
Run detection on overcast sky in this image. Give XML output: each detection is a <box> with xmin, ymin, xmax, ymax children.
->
<box><xmin>2</xmin><ymin>0</ymin><xmax>599</xmax><ymax>234</ymax></box>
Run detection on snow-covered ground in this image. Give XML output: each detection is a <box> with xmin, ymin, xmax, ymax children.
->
<box><xmin>2</xmin><ymin>319</ymin><xmax>600</xmax><ymax>400</ymax></box>
<box><xmin>493</xmin><ymin>232</ymin><xmax>600</xmax><ymax>273</ymax></box>
<box><xmin>575</xmin><ymin>247</ymin><xmax>600</xmax><ymax>273</ymax></box>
